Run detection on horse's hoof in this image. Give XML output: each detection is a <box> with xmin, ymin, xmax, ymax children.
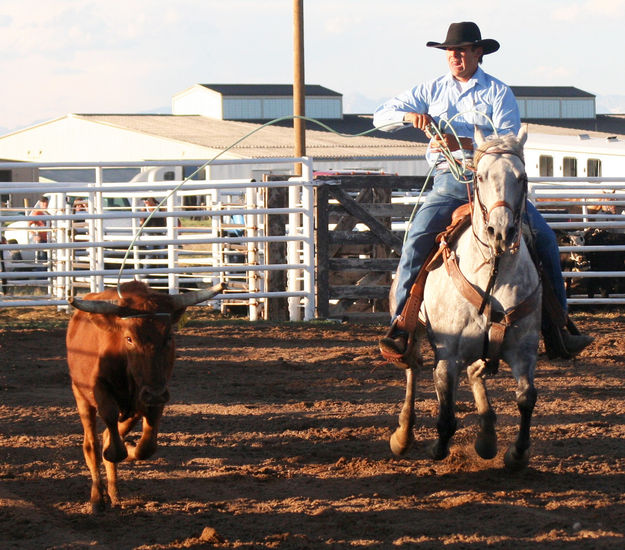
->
<box><xmin>428</xmin><ymin>440</ymin><xmax>449</xmax><ymax>461</ymax></box>
<box><xmin>390</xmin><ymin>429</ymin><xmax>413</xmax><ymax>456</ymax></box>
<box><xmin>474</xmin><ymin>431</ymin><xmax>498</xmax><ymax>460</ymax></box>
<box><xmin>504</xmin><ymin>445</ymin><xmax>530</xmax><ymax>471</ymax></box>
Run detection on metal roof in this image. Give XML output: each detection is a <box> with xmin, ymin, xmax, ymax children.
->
<box><xmin>75</xmin><ymin>114</ymin><xmax>425</xmax><ymax>160</ymax></box>
<box><xmin>511</xmin><ymin>86</ymin><xmax>595</xmax><ymax>98</ymax></box>
<box><xmin>198</xmin><ymin>84</ymin><xmax>342</xmax><ymax>97</ymax></box>
<box><xmin>62</xmin><ymin>112</ymin><xmax>625</xmax><ymax>160</ymax></box>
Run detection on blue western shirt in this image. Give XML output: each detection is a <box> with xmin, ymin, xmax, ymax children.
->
<box><xmin>373</xmin><ymin>66</ymin><xmax>521</xmax><ymax>166</ymax></box>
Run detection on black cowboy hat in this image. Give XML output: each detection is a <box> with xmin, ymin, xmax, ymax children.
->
<box><xmin>426</xmin><ymin>22</ymin><xmax>499</xmax><ymax>55</ymax></box>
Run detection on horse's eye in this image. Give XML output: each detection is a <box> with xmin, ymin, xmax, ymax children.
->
<box><xmin>126</xmin><ymin>336</ymin><xmax>133</xmax><ymax>345</ymax></box>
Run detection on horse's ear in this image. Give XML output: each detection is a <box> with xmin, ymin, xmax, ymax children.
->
<box><xmin>474</xmin><ymin>125</ymin><xmax>486</xmax><ymax>147</ymax></box>
<box><xmin>517</xmin><ymin>124</ymin><xmax>528</xmax><ymax>147</ymax></box>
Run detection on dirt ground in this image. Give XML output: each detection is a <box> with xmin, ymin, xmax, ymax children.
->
<box><xmin>0</xmin><ymin>306</ymin><xmax>624</xmax><ymax>549</ymax></box>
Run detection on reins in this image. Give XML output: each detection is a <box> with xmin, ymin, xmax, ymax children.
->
<box><xmin>440</xmin><ymin>137</ymin><xmax>539</xmax><ymax>372</ymax></box>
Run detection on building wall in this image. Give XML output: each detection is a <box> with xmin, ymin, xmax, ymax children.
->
<box><xmin>222</xmin><ymin>96</ymin><xmax>342</xmax><ymax>120</ymax></box>
<box><xmin>517</xmin><ymin>98</ymin><xmax>595</xmax><ymax>119</ymax></box>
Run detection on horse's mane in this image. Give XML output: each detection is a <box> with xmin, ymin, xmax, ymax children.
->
<box><xmin>473</xmin><ymin>133</ymin><xmax>524</xmax><ymax>168</ymax></box>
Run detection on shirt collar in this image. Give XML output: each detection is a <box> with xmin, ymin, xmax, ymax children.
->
<box><xmin>444</xmin><ymin>66</ymin><xmax>486</xmax><ymax>91</ymax></box>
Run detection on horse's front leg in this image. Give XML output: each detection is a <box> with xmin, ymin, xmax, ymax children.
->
<box><xmin>429</xmin><ymin>358</ymin><xmax>459</xmax><ymax>460</ymax></box>
<box><xmin>467</xmin><ymin>360</ymin><xmax>497</xmax><ymax>460</ymax></box>
<box><xmin>504</xmin><ymin>372</ymin><xmax>537</xmax><ymax>471</ymax></box>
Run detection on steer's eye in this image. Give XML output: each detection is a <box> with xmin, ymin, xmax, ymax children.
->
<box><xmin>126</xmin><ymin>336</ymin><xmax>133</xmax><ymax>345</ymax></box>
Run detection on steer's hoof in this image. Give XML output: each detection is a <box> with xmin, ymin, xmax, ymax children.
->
<box><xmin>90</xmin><ymin>497</ymin><xmax>106</xmax><ymax>515</ymax></box>
<box><xmin>103</xmin><ymin>443</ymin><xmax>128</xmax><ymax>463</ymax></box>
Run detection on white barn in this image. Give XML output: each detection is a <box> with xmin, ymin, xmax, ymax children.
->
<box><xmin>1</xmin><ymin>83</ymin><xmax>624</xmax><ymax>183</ymax></box>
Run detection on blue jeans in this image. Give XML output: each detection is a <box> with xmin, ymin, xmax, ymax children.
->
<box><xmin>392</xmin><ymin>170</ymin><xmax>567</xmax><ymax>321</ymax></box>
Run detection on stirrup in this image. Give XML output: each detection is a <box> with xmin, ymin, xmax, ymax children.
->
<box><xmin>379</xmin><ymin>323</ymin><xmax>421</xmax><ymax>369</ymax></box>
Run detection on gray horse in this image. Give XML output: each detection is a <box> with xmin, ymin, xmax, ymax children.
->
<box><xmin>390</xmin><ymin>127</ymin><xmax>541</xmax><ymax>471</ymax></box>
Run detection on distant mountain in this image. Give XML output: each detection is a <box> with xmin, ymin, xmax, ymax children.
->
<box><xmin>596</xmin><ymin>95</ymin><xmax>625</xmax><ymax>114</ymax></box>
<box><xmin>343</xmin><ymin>92</ymin><xmax>385</xmax><ymax>115</ymax></box>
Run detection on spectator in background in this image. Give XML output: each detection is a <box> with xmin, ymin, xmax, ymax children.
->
<box><xmin>29</xmin><ymin>196</ymin><xmax>49</xmax><ymax>262</ymax></box>
<box><xmin>141</xmin><ymin>197</ymin><xmax>166</xmax><ymax>229</ymax></box>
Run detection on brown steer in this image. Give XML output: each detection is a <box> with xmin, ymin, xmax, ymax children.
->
<box><xmin>66</xmin><ymin>280</ymin><xmax>224</xmax><ymax>513</ymax></box>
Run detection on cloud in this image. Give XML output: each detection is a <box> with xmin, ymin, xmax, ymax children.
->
<box><xmin>551</xmin><ymin>0</ymin><xmax>625</xmax><ymax>21</ymax></box>
<box><xmin>1</xmin><ymin>0</ymin><xmax>625</xmax><ymax>132</ymax></box>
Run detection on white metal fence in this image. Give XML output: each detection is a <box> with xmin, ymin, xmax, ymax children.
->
<box><xmin>2</xmin><ymin>164</ymin><xmax>625</xmax><ymax>316</ymax></box>
<box><xmin>0</xmin><ymin>158</ymin><xmax>316</xmax><ymax>320</ymax></box>
<box><xmin>529</xmin><ymin>177</ymin><xmax>625</xmax><ymax>305</ymax></box>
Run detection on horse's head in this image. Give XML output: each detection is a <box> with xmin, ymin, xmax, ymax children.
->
<box><xmin>472</xmin><ymin>126</ymin><xmax>528</xmax><ymax>255</ymax></box>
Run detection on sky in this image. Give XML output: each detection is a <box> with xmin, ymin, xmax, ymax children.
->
<box><xmin>2</xmin><ymin>0</ymin><xmax>625</xmax><ymax>134</ymax></box>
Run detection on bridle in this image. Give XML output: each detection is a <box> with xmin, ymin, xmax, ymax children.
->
<box><xmin>470</xmin><ymin>145</ymin><xmax>528</xmax><ymax>256</ymax></box>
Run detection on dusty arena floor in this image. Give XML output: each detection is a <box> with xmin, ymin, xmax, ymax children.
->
<box><xmin>0</xmin><ymin>306</ymin><xmax>624</xmax><ymax>549</ymax></box>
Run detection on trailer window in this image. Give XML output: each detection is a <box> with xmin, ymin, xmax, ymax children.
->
<box><xmin>539</xmin><ymin>155</ymin><xmax>553</xmax><ymax>177</ymax></box>
<box><xmin>563</xmin><ymin>157</ymin><xmax>577</xmax><ymax>177</ymax></box>
<box><xmin>587</xmin><ymin>158</ymin><xmax>602</xmax><ymax>177</ymax></box>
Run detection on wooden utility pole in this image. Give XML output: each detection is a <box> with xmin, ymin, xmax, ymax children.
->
<box><xmin>293</xmin><ymin>0</ymin><xmax>305</xmax><ymax>176</ymax></box>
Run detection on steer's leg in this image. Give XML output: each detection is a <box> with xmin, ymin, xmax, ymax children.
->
<box><xmin>94</xmin><ymin>380</ymin><xmax>127</xmax><ymax>463</ymax></box>
<box><xmin>467</xmin><ymin>360</ymin><xmax>498</xmax><ymax>460</ymax></box>
<box><xmin>102</xmin><ymin>414</ymin><xmax>140</xmax><ymax>507</ymax></box>
<box><xmin>72</xmin><ymin>383</ymin><xmax>105</xmax><ymax>513</ymax></box>
<box><xmin>429</xmin><ymin>358</ymin><xmax>459</xmax><ymax>461</ymax></box>
<box><xmin>127</xmin><ymin>406</ymin><xmax>164</xmax><ymax>460</ymax></box>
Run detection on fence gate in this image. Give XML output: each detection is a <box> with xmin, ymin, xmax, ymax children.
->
<box><xmin>316</xmin><ymin>175</ymin><xmax>426</xmax><ymax>322</ymax></box>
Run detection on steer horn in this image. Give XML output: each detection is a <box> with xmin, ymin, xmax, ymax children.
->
<box><xmin>170</xmin><ymin>282</ymin><xmax>226</xmax><ymax>309</ymax></box>
<box><xmin>68</xmin><ymin>283</ymin><xmax>226</xmax><ymax>314</ymax></box>
<box><xmin>68</xmin><ymin>297</ymin><xmax>125</xmax><ymax>315</ymax></box>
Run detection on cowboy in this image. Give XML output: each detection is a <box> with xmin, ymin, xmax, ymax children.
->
<box><xmin>374</xmin><ymin>21</ymin><xmax>593</xmax><ymax>361</ymax></box>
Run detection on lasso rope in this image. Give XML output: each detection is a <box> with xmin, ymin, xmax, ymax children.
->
<box><xmin>115</xmin><ymin>110</ymin><xmax>501</xmax><ymax>296</ymax></box>
<box><xmin>401</xmin><ymin>110</ymin><xmax>500</xmax><ymax>243</ymax></box>
<box><xmin>115</xmin><ymin>115</ymin><xmax>401</xmax><ymax>296</ymax></box>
